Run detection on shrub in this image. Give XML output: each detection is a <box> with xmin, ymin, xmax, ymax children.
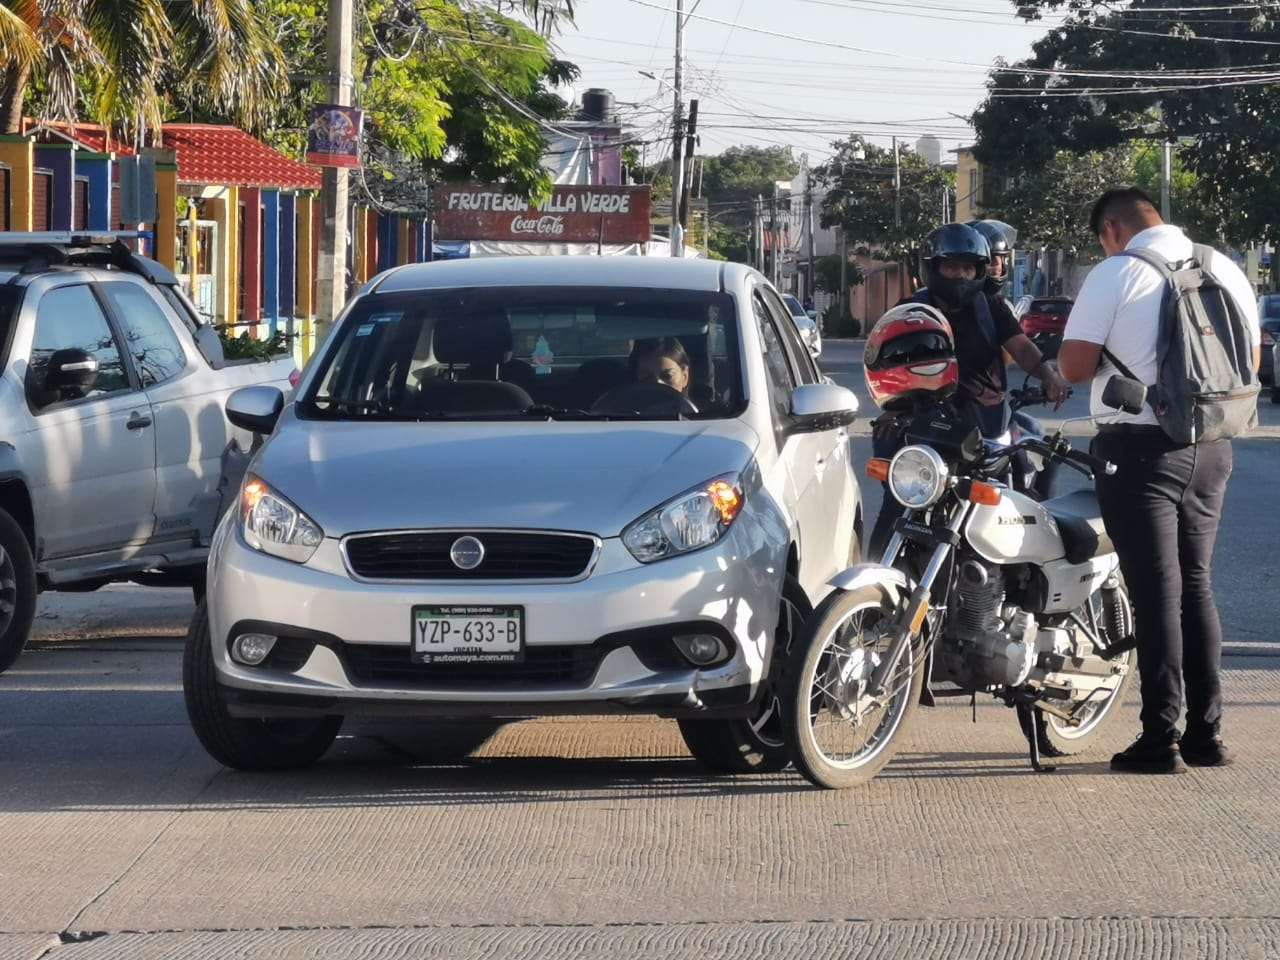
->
<box><xmin>218</xmin><ymin>327</ymin><xmax>292</xmax><ymax>361</ymax></box>
<box><xmin>823</xmin><ymin>303</ymin><xmax>862</xmax><ymax>338</ymax></box>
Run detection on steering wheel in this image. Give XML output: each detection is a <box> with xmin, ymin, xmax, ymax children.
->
<box><xmin>590</xmin><ymin>381</ymin><xmax>700</xmax><ymax>417</ymax></box>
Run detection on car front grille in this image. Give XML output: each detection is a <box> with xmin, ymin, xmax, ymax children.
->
<box><xmin>343</xmin><ymin>530</ymin><xmax>598</xmax><ymax>581</ymax></box>
<box><xmin>341</xmin><ymin>643</ymin><xmax>604</xmax><ymax>688</ymax></box>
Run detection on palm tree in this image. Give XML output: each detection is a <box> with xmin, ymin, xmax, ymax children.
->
<box><xmin>0</xmin><ymin>0</ymin><xmax>287</xmax><ymax>138</ymax></box>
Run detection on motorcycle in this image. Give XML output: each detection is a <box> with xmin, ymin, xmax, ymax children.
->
<box><xmin>780</xmin><ymin>375</ymin><xmax>1146</xmax><ymax>789</ymax></box>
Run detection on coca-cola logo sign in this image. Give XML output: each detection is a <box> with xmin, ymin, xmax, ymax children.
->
<box><xmin>434</xmin><ymin>185</ymin><xmax>651</xmax><ymax>243</ymax></box>
<box><xmin>510</xmin><ymin>214</ymin><xmax>566</xmax><ymax>236</ymax></box>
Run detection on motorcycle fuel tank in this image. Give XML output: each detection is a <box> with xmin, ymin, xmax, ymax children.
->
<box><xmin>964</xmin><ymin>488</ymin><xmax>1065</xmax><ymax>565</ymax></box>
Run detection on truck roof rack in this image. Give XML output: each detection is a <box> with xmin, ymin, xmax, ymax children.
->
<box><xmin>0</xmin><ymin>230</ymin><xmax>176</xmax><ymax>286</ymax></box>
<box><xmin>0</xmin><ymin>230</ymin><xmax>153</xmax><ymax>246</ymax></box>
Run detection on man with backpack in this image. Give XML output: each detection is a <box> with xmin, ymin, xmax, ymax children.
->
<box><xmin>1058</xmin><ymin>186</ymin><xmax>1261</xmax><ymax>775</ymax></box>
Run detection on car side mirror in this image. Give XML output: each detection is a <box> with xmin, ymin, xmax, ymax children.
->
<box><xmin>35</xmin><ymin>347</ymin><xmax>100</xmax><ymax>404</ymax></box>
<box><xmin>789</xmin><ymin>382</ymin><xmax>858</xmax><ymax>433</ymax></box>
<box><xmin>1101</xmin><ymin>375</ymin><xmax>1146</xmax><ymax>415</ymax></box>
<box><xmin>226</xmin><ymin>384</ymin><xmax>284</xmax><ymax>435</ymax></box>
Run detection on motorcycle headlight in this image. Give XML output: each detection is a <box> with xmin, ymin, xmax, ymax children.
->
<box><xmin>888</xmin><ymin>445</ymin><xmax>949</xmax><ymax>508</ymax></box>
<box><xmin>623</xmin><ymin>476</ymin><xmax>744</xmax><ymax>563</ymax></box>
<box><xmin>240</xmin><ymin>475</ymin><xmax>324</xmax><ymax>563</ymax></box>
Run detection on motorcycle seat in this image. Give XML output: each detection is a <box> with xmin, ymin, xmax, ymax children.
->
<box><xmin>1042</xmin><ymin>490</ymin><xmax>1114</xmax><ymax>564</ymax></box>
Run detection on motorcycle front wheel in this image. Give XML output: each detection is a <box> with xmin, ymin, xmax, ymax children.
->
<box><xmin>782</xmin><ymin>585</ymin><xmax>925</xmax><ymax>789</ymax></box>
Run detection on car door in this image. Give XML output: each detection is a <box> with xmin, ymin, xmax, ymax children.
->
<box><xmin>96</xmin><ymin>279</ymin><xmax>221</xmax><ymax>545</ymax></box>
<box><xmin>23</xmin><ymin>282</ymin><xmax>157</xmax><ymax>559</ymax></box>
<box><xmin>757</xmin><ymin>286</ymin><xmax>857</xmax><ymax>583</ymax></box>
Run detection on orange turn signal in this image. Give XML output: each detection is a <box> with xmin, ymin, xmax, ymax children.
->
<box><xmin>707</xmin><ymin>480</ymin><xmax>742</xmax><ymax>525</ymax></box>
<box><xmin>866</xmin><ymin>458</ymin><xmax>890</xmax><ymax>482</ymax></box>
<box><xmin>967</xmin><ymin>481</ymin><xmax>1001</xmax><ymax>506</ymax></box>
<box><xmin>243</xmin><ymin>478</ymin><xmax>267</xmax><ymax>511</ymax></box>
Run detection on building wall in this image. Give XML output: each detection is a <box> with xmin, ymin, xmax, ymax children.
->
<box><xmin>954</xmin><ymin>147</ymin><xmax>982</xmax><ymax>223</ymax></box>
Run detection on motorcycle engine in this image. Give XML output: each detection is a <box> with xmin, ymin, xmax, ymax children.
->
<box><xmin>938</xmin><ymin>561</ymin><xmax>1038</xmax><ymax>688</ymax></box>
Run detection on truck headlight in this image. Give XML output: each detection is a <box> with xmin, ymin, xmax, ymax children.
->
<box><xmin>888</xmin><ymin>445</ymin><xmax>948</xmax><ymax>508</ymax></box>
<box><xmin>241</xmin><ymin>475</ymin><xmax>323</xmax><ymax>563</ymax></box>
<box><xmin>623</xmin><ymin>476</ymin><xmax>744</xmax><ymax>563</ymax></box>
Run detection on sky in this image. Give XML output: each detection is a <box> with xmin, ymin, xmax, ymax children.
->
<box><xmin>550</xmin><ymin>0</ymin><xmax>1071</xmax><ymax>168</ymax></box>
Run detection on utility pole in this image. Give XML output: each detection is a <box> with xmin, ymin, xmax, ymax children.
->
<box><xmin>754</xmin><ymin>195</ymin><xmax>763</xmax><ymax>272</ymax></box>
<box><xmin>669</xmin><ymin>0</ymin><xmax>685</xmax><ymax>257</ymax></box>
<box><xmin>893</xmin><ymin>136</ymin><xmax>901</xmax><ymax>229</ymax></box>
<box><xmin>315</xmin><ymin>0</ymin><xmax>353</xmax><ymax>346</ymax></box>
<box><xmin>837</xmin><ymin>224</ymin><xmax>847</xmax><ymax>332</ymax></box>
<box><xmin>805</xmin><ymin>179</ymin><xmax>816</xmax><ymax>303</ymax></box>
<box><xmin>679</xmin><ymin>98</ymin><xmax>699</xmax><ymax>235</ymax></box>
<box><xmin>1161</xmin><ymin>139</ymin><xmax>1172</xmax><ymax>221</ymax></box>
<box><xmin>771</xmin><ymin>182</ymin><xmax>780</xmax><ymax>287</ymax></box>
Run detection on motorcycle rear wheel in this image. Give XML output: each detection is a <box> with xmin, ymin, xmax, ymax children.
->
<box><xmin>782</xmin><ymin>585</ymin><xmax>924</xmax><ymax>789</ymax></box>
<box><xmin>1022</xmin><ymin>583</ymin><xmax>1136</xmax><ymax>758</ymax></box>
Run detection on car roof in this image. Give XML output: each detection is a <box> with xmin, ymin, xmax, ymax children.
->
<box><xmin>368</xmin><ymin>255</ymin><xmax>742</xmax><ymax>294</ymax></box>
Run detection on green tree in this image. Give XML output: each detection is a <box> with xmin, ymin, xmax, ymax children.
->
<box><xmin>256</xmin><ymin>0</ymin><xmax>577</xmax><ymax>202</ymax></box>
<box><xmin>817</xmin><ymin>136</ymin><xmax>954</xmax><ymax>264</ymax></box>
<box><xmin>700</xmin><ymin>145</ymin><xmax>800</xmax><ymax>262</ymax></box>
<box><xmin>983</xmin><ymin>145</ymin><xmax>1136</xmax><ymax>258</ymax></box>
<box><xmin>972</xmin><ymin>0</ymin><xmax>1280</xmax><ymax>249</ymax></box>
<box><xmin>0</xmin><ymin>0</ymin><xmax>288</xmax><ymax>135</ymax></box>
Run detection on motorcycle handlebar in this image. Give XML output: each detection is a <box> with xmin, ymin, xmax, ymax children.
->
<box><xmin>1017</xmin><ymin>435</ymin><xmax>1116</xmax><ymax>478</ymax></box>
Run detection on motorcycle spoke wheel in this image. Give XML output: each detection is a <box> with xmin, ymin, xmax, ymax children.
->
<box><xmin>783</xmin><ymin>586</ymin><xmax>924</xmax><ymax>789</ymax></box>
<box><xmin>1029</xmin><ymin>583</ymin><xmax>1136</xmax><ymax>757</ymax></box>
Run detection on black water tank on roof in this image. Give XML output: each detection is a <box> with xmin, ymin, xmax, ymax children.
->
<box><xmin>580</xmin><ymin>88</ymin><xmax>615</xmax><ymax>122</ymax></box>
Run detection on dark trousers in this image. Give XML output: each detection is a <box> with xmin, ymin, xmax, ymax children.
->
<box><xmin>1091</xmin><ymin>427</ymin><xmax>1233</xmax><ymax>742</ymax></box>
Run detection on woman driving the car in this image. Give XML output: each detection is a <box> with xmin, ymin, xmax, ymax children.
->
<box><xmin>628</xmin><ymin>337</ymin><xmax>690</xmax><ymax>395</ymax></box>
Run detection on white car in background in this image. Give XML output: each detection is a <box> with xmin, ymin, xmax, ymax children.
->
<box><xmin>781</xmin><ymin>293</ymin><xmax>822</xmax><ymax>358</ymax></box>
<box><xmin>186</xmin><ymin>256</ymin><xmax>864</xmax><ymax>775</ymax></box>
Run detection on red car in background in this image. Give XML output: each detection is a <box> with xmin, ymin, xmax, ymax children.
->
<box><xmin>1015</xmin><ymin>296</ymin><xmax>1073</xmax><ymax>358</ymax></box>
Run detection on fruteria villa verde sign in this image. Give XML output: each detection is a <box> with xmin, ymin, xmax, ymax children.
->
<box><xmin>433</xmin><ymin>185</ymin><xmax>652</xmax><ymax>243</ymax></box>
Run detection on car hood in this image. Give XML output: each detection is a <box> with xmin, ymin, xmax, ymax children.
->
<box><xmin>253</xmin><ymin>417</ymin><xmax>762</xmax><ymax>537</ymax></box>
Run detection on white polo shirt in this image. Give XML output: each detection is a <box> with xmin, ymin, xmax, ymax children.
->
<box><xmin>1064</xmin><ymin>224</ymin><xmax>1260</xmax><ymax>424</ymax></box>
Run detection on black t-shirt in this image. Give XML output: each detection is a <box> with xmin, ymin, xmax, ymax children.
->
<box><xmin>908</xmin><ymin>289</ymin><xmax>1020</xmax><ymax>404</ymax></box>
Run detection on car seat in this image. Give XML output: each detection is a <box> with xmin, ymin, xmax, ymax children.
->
<box><xmin>571</xmin><ymin>357</ymin><xmax>628</xmax><ymax>409</ymax></box>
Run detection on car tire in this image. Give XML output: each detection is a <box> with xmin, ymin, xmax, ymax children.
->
<box><xmin>183</xmin><ymin>601</ymin><xmax>342</xmax><ymax>771</ymax></box>
<box><xmin>677</xmin><ymin>575</ymin><xmax>812</xmax><ymax>774</ymax></box>
<box><xmin>0</xmin><ymin>509</ymin><xmax>37</xmax><ymax>675</ymax></box>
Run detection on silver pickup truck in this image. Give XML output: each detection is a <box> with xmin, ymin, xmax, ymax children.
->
<box><xmin>0</xmin><ymin>233</ymin><xmax>293</xmax><ymax>672</ymax></box>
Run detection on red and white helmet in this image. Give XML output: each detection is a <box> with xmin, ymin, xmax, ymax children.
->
<box><xmin>863</xmin><ymin>303</ymin><xmax>958</xmax><ymax>411</ymax></box>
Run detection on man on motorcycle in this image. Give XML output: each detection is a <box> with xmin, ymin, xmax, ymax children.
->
<box><xmin>867</xmin><ymin>223</ymin><xmax>1070</xmax><ymax>556</ymax></box>
<box><xmin>968</xmin><ymin>218</ymin><xmax>1061</xmax><ymax>501</ymax></box>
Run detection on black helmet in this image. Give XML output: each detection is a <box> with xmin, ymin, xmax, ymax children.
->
<box><xmin>923</xmin><ymin>223</ymin><xmax>989</xmax><ymax>309</ymax></box>
<box><xmin>966</xmin><ymin>219</ymin><xmax>1017</xmax><ymax>294</ymax></box>
<box><xmin>965</xmin><ymin>219</ymin><xmax>1013</xmax><ymax>258</ymax></box>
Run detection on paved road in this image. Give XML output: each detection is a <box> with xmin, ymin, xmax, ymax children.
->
<box><xmin>3</xmin><ymin>342</ymin><xmax>1279</xmax><ymax>959</ymax></box>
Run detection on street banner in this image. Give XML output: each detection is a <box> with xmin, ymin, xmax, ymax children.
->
<box><xmin>305</xmin><ymin>104</ymin><xmax>363</xmax><ymax>168</ymax></box>
<box><xmin>432</xmin><ymin>184</ymin><xmax>651</xmax><ymax>243</ymax></box>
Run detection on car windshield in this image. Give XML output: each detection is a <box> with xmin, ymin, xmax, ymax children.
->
<box><xmin>1031</xmin><ymin>300</ymin><xmax>1072</xmax><ymax>315</ymax></box>
<box><xmin>1260</xmin><ymin>295</ymin><xmax>1280</xmax><ymax>319</ymax></box>
<box><xmin>782</xmin><ymin>295</ymin><xmax>806</xmax><ymax>318</ymax></box>
<box><xmin>298</xmin><ymin>285</ymin><xmax>743</xmax><ymax>422</ymax></box>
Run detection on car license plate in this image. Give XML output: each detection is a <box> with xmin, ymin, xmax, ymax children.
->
<box><xmin>411</xmin><ymin>605</ymin><xmax>524</xmax><ymax>663</ymax></box>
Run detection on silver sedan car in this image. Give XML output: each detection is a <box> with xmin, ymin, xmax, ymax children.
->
<box><xmin>184</xmin><ymin>257</ymin><xmax>863</xmax><ymax>773</ymax></box>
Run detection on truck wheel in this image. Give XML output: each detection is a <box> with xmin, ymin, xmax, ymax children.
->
<box><xmin>0</xmin><ymin>509</ymin><xmax>37</xmax><ymax>675</ymax></box>
<box><xmin>183</xmin><ymin>601</ymin><xmax>341</xmax><ymax>771</ymax></box>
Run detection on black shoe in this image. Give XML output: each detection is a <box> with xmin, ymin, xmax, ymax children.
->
<box><xmin>1179</xmin><ymin>731</ymin><xmax>1231</xmax><ymax>767</ymax></box>
<box><xmin>1111</xmin><ymin>733</ymin><xmax>1186</xmax><ymax>774</ymax></box>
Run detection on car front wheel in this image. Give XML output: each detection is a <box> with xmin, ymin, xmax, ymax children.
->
<box><xmin>0</xmin><ymin>509</ymin><xmax>37</xmax><ymax>675</ymax></box>
<box><xmin>183</xmin><ymin>601</ymin><xmax>342</xmax><ymax>771</ymax></box>
<box><xmin>677</xmin><ymin>575</ymin><xmax>812</xmax><ymax>774</ymax></box>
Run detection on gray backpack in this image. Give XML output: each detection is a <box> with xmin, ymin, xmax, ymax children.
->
<box><xmin>1103</xmin><ymin>243</ymin><xmax>1259</xmax><ymax>443</ymax></box>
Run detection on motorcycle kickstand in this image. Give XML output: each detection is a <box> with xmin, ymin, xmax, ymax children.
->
<box><xmin>1017</xmin><ymin>703</ymin><xmax>1056</xmax><ymax>774</ymax></box>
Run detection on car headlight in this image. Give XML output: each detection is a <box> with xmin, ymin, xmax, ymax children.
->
<box><xmin>888</xmin><ymin>445</ymin><xmax>949</xmax><ymax>508</ymax></box>
<box><xmin>240</xmin><ymin>475</ymin><xmax>324</xmax><ymax>563</ymax></box>
<box><xmin>623</xmin><ymin>475</ymin><xmax>744</xmax><ymax>563</ymax></box>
